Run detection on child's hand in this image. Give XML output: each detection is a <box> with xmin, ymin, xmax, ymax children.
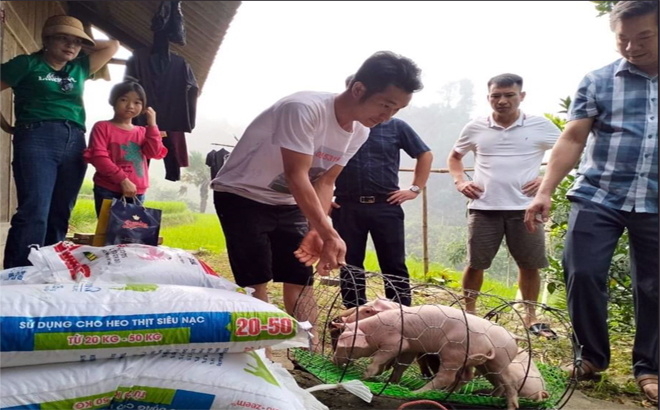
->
<box><xmin>120</xmin><ymin>178</ymin><xmax>138</xmax><ymax>197</ymax></box>
<box><xmin>144</xmin><ymin>107</ymin><xmax>157</xmax><ymax>126</ymax></box>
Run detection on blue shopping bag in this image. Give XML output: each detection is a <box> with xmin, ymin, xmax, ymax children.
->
<box><xmin>104</xmin><ymin>197</ymin><xmax>162</xmax><ymax>246</ymax></box>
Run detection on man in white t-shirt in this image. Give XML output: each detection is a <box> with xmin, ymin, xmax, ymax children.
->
<box><xmin>211</xmin><ymin>52</ymin><xmax>423</xmax><ymax>328</ymax></box>
<box><xmin>447</xmin><ymin>73</ymin><xmax>560</xmax><ymax>338</ymax></box>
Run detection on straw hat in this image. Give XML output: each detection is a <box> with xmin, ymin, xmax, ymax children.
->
<box><xmin>42</xmin><ymin>15</ymin><xmax>95</xmax><ymax>47</ymax></box>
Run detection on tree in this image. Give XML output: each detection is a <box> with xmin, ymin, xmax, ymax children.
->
<box><xmin>181</xmin><ymin>151</ymin><xmax>211</xmax><ymax>213</ymax></box>
<box><xmin>591</xmin><ymin>1</ymin><xmax>618</xmax><ymax>17</ymax></box>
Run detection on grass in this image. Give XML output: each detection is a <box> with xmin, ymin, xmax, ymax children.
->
<box><xmin>160</xmin><ymin>213</ymin><xmax>225</xmax><ymax>253</ymax></box>
<box><xmin>363</xmin><ymin>251</ymin><xmax>518</xmax><ymax>301</ymax></box>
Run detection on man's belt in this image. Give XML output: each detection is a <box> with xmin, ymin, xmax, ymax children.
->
<box><xmin>335</xmin><ymin>195</ymin><xmax>391</xmax><ymax>204</ymax></box>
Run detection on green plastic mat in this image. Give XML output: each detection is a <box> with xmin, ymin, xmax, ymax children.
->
<box><xmin>292</xmin><ymin>348</ymin><xmax>567</xmax><ymax>409</ymax></box>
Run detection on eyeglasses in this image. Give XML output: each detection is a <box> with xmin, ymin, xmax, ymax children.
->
<box><xmin>53</xmin><ymin>71</ymin><xmax>74</xmax><ymax>93</ymax></box>
<box><xmin>51</xmin><ymin>34</ymin><xmax>83</xmax><ymax>47</ymax></box>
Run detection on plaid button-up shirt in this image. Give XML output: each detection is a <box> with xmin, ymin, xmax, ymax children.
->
<box><xmin>568</xmin><ymin>58</ymin><xmax>658</xmax><ymax>213</ymax></box>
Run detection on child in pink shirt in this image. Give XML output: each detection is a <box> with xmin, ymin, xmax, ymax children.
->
<box><xmin>84</xmin><ymin>78</ymin><xmax>167</xmax><ymax>216</ymax></box>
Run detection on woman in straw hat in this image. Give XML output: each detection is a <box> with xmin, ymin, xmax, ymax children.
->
<box><xmin>1</xmin><ymin>15</ymin><xmax>119</xmax><ymax>268</ymax></box>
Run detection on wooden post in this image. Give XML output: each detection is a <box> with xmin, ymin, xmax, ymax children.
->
<box><xmin>423</xmin><ymin>186</ymin><xmax>429</xmax><ymax>280</ymax></box>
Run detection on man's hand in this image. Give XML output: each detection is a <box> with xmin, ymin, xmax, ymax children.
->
<box><xmin>331</xmin><ymin>202</ymin><xmax>341</xmax><ymax>209</ymax></box>
<box><xmin>522</xmin><ymin>177</ymin><xmax>543</xmax><ymax>197</ymax></box>
<box><xmin>318</xmin><ymin>235</ymin><xmax>346</xmax><ymax>276</ymax></box>
<box><xmin>120</xmin><ymin>178</ymin><xmax>138</xmax><ymax>197</ymax></box>
<box><xmin>294</xmin><ymin>230</ymin><xmax>323</xmax><ymax>267</ymax></box>
<box><xmin>387</xmin><ymin>189</ymin><xmax>418</xmax><ymax>205</ymax></box>
<box><xmin>456</xmin><ymin>181</ymin><xmax>483</xmax><ymax>199</ymax></box>
<box><xmin>294</xmin><ymin>230</ymin><xmax>346</xmax><ymax>276</ymax></box>
<box><xmin>524</xmin><ymin>193</ymin><xmax>552</xmax><ymax>233</ymax></box>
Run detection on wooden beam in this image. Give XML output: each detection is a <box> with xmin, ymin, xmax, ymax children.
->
<box><xmin>67</xmin><ymin>1</ymin><xmax>146</xmax><ymax>50</ymax></box>
<box><xmin>4</xmin><ymin>2</ymin><xmax>40</xmax><ymax>53</ymax></box>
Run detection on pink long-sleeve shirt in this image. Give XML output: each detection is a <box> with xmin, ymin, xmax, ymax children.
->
<box><xmin>84</xmin><ymin>121</ymin><xmax>168</xmax><ymax>195</ymax></box>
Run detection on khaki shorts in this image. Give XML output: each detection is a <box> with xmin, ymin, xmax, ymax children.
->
<box><xmin>467</xmin><ymin>209</ymin><xmax>548</xmax><ymax>270</ymax></box>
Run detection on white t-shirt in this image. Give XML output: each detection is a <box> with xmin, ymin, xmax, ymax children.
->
<box><xmin>453</xmin><ymin>111</ymin><xmax>560</xmax><ymax>210</ymax></box>
<box><xmin>211</xmin><ymin>91</ymin><xmax>370</xmax><ymax>205</ymax></box>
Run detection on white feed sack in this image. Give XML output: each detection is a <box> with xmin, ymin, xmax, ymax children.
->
<box><xmin>0</xmin><ymin>283</ymin><xmax>311</xmax><ymax>367</ymax></box>
<box><xmin>26</xmin><ymin>242</ymin><xmax>247</xmax><ymax>293</ymax></box>
<box><xmin>0</xmin><ymin>351</ymin><xmax>326</xmax><ymax>410</ymax></box>
<box><xmin>0</xmin><ymin>266</ymin><xmax>54</xmax><ymax>285</ymax></box>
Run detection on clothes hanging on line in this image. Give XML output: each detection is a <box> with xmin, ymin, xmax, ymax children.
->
<box><xmin>162</xmin><ymin>131</ymin><xmax>189</xmax><ymax>182</ymax></box>
<box><xmin>206</xmin><ymin>148</ymin><xmax>231</xmax><ymax>180</ymax></box>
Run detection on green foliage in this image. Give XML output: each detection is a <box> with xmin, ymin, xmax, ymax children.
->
<box><xmin>181</xmin><ymin>151</ymin><xmax>211</xmax><ymax>213</ymax></box>
<box><xmin>542</xmin><ymin>97</ymin><xmax>634</xmax><ymax>338</ymax></box>
<box><xmin>591</xmin><ymin>1</ymin><xmax>618</xmax><ymax>17</ymax></box>
<box><xmin>147</xmin><ymin>182</ymin><xmax>183</xmax><ymax>202</ymax></box>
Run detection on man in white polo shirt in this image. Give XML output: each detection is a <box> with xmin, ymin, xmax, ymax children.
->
<box><xmin>447</xmin><ymin>73</ymin><xmax>560</xmax><ymax>338</ymax></box>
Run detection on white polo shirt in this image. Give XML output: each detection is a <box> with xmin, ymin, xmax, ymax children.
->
<box><xmin>453</xmin><ymin>111</ymin><xmax>560</xmax><ymax>210</ymax></box>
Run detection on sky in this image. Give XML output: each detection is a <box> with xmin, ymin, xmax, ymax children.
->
<box><xmin>84</xmin><ymin>0</ymin><xmax>621</xmax><ymax>162</ymax></box>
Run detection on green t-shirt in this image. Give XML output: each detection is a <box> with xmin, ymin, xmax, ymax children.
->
<box><xmin>1</xmin><ymin>53</ymin><xmax>90</xmax><ymax>130</ymax></box>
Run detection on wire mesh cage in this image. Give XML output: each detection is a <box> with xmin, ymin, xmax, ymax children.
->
<box><xmin>289</xmin><ymin>265</ymin><xmax>580</xmax><ymax>409</ymax></box>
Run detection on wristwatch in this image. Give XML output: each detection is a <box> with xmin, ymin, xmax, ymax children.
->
<box><xmin>409</xmin><ymin>185</ymin><xmax>421</xmax><ymax>194</ymax></box>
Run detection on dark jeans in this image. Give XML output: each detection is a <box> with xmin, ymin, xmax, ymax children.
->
<box><xmin>332</xmin><ymin>200</ymin><xmax>411</xmax><ymax>308</ymax></box>
<box><xmin>4</xmin><ymin>121</ymin><xmax>87</xmax><ymax>268</ymax></box>
<box><xmin>93</xmin><ymin>185</ymin><xmax>145</xmax><ymax>218</ymax></box>
<box><xmin>563</xmin><ymin>196</ymin><xmax>658</xmax><ymax>378</ymax></box>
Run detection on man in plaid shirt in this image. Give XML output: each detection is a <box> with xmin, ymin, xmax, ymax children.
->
<box><xmin>525</xmin><ymin>1</ymin><xmax>658</xmax><ymax>404</ymax></box>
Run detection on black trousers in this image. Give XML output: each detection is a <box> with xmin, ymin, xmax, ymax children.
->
<box><xmin>331</xmin><ymin>200</ymin><xmax>411</xmax><ymax>307</ymax></box>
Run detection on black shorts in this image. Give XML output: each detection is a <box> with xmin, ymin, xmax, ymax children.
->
<box><xmin>214</xmin><ymin>191</ymin><xmax>314</xmax><ymax>287</ymax></box>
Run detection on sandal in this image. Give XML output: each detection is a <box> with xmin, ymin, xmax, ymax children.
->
<box><xmin>528</xmin><ymin>322</ymin><xmax>558</xmax><ymax>340</ymax></box>
<box><xmin>637</xmin><ymin>374</ymin><xmax>658</xmax><ymax>405</ymax></box>
<box><xmin>561</xmin><ymin>359</ymin><xmax>604</xmax><ymax>381</ymax></box>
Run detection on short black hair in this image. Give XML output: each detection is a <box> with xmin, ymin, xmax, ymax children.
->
<box><xmin>109</xmin><ymin>77</ymin><xmax>147</xmax><ymax>106</ymax></box>
<box><xmin>487</xmin><ymin>73</ymin><xmax>524</xmax><ymax>91</ymax></box>
<box><xmin>345</xmin><ymin>74</ymin><xmax>355</xmax><ymax>88</ymax></box>
<box><xmin>610</xmin><ymin>1</ymin><xmax>659</xmax><ymax>30</ymax></box>
<box><xmin>353</xmin><ymin>51</ymin><xmax>423</xmax><ymax>100</ymax></box>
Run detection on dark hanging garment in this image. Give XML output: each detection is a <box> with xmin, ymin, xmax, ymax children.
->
<box><xmin>162</xmin><ymin>131</ymin><xmax>189</xmax><ymax>182</ymax></box>
<box><xmin>125</xmin><ymin>49</ymin><xmax>198</xmax><ymax>132</ymax></box>
<box><xmin>151</xmin><ymin>1</ymin><xmax>186</xmax><ymax>46</ymax></box>
<box><xmin>126</xmin><ymin>0</ymin><xmax>196</xmax><ymax>182</ymax></box>
<box><xmin>206</xmin><ymin>148</ymin><xmax>230</xmax><ymax>179</ymax></box>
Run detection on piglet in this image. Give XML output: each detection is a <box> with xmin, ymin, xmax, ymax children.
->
<box><xmin>330</xmin><ymin>299</ymin><xmax>440</xmax><ymax>383</ymax></box>
<box><xmin>483</xmin><ymin>348</ymin><xmax>549</xmax><ymax>402</ymax></box>
<box><xmin>332</xmin><ymin>303</ymin><xmax>521</xmax><ymax>410</ymax></box>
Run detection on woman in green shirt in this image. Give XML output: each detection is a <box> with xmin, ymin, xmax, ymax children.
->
<box><xmin>1</xmin><ymin>15</ymin><xmax>119</xmax><ymax>268</ymax></box>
